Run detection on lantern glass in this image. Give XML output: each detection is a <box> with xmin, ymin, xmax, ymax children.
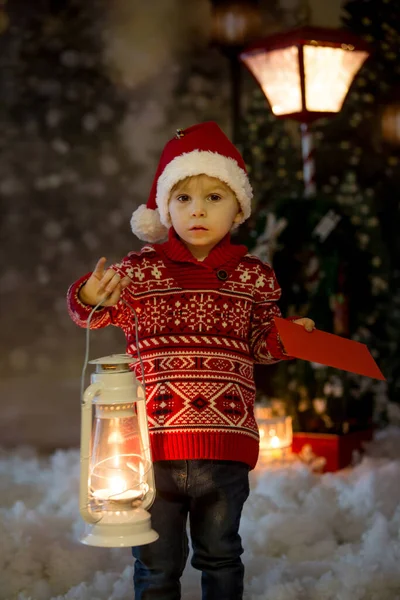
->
<box><xmin>89</xmin><ymin>404</ymin><xmax>152</xmax><ymax>509</ymax></box>
<box><xmin>241</xmin><ymin>45</ymin><xmax>302</xmax><ymax>115</ymax></box>
<box><xmin>303</xmin><ymin>45</ymin><xmax>369</xmax><ymax>112</ymax></box>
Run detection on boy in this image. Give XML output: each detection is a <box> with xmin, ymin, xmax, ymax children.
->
<box><xmin>67</xmin><ymin>122</ymin><xmax>314</xmax><ymax>600</ymax></box>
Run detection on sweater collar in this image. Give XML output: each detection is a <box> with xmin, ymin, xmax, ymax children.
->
<box><xmin>154</xmin><ymin>228</ymin><xmax>248</xmax><ymax>269</ymax></box>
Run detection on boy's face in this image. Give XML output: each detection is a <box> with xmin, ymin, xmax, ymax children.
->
<box><xmin>168</xmin><ymin>174</ymin><xmax>243</xmax><ymax>260</ymax></box>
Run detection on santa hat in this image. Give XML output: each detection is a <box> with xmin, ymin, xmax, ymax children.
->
<box><xmin>130</xmin><ymin>121</ymin><xmax>253</xmax><ymax>242</ymax></box>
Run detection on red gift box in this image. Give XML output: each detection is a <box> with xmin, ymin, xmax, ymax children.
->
<box><xmin>292</xmin><ymin>429</ymin><xmax>374</xmax><ymax>472</ymax></box>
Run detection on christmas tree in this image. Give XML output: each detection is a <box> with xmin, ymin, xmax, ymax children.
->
<box><xmin>342</xmin><ymin>0</ymin><xmax>400</xmax><ymax>418</ymax></box>
<box><xmin>236</xmin><ymin>0</ymin><xmax>400</xmax><ymax>432</ymax></box>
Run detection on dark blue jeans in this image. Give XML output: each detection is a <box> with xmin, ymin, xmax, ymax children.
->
<box><xmin>132</xmin><ymin>459</ymin><xmax>250</xmax><ymax>600</ymax></box>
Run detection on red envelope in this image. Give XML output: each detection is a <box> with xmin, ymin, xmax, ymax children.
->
<box><xmin>274</xmin><ymin>317</ymin><xmax>385</xmax><ymax>381</ymax></box>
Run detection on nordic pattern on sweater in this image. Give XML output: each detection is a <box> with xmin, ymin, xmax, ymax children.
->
<box><xmin>67</xmin><ymin>234</ymin><xmax>290</xmax><ymax>469</ymax></box>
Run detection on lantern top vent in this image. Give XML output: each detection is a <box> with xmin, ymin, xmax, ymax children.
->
<box><xmin>89</xmin><ymin>354</ymin><xmax>136</xmax><ymax>373</ymax></box>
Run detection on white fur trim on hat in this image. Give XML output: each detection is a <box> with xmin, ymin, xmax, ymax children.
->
<box><xmin>156</xmin><ymin>150</ymin><xmax>253</xmax><ymax>228</ymax></box>
<box><xmin>130</xmin><ymin>204</ymin><xmax>168</xmax><ymax>243</ymax></box>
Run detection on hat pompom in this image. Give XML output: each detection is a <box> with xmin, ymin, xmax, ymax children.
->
<box><xmin>130</xmin><ymin>204</ymin><xmax>168</xmax><ymax>243</ymax></box>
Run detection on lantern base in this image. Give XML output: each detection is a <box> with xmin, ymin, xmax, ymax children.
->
<box><xmin>81</xmin><ymin>508</ymin><xmax>159</xmax><ymax>547</ymax></box>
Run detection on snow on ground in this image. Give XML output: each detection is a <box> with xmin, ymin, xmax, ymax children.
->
<box><xmin>1</xmin><ymin>428</ymin><xmax>400</xmax><ymax>600</ymax></box>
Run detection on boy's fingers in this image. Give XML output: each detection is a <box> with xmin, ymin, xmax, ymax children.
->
<box><xmin>103</xmin><ymin>283</ymin><xmax>122</xmax><ymax>306</ymax></box>
<box><xmin>97</xmin><ymin>269</ymin><xmax>118</xmax><ymax>292</ymax></box>
<box><xmin>104</xmin><ymin>289</ymin><xmax>119</xmax><ymax>305</ymax></box>
<box><xmin>304</xmin><ymin>319</ymin><xmax>315</xmax><ymax>332</ymax></box>
<box><xmin>293</xmin><ymin>318</ymin><xmax>305</xmax><ymax>325</ymax></box>
<box><xmin>104</xmin><ymin>272</ymin><xmax>122</xmax><ymax>293</ymax></box>
<box><xmin>93</xmin><ymin>257</ymin><xmax>107</xmax><ymax>280</ymax></box>
<box><xmin>91</xmin><ymin>262</ymin><xmax>129</xmax><ymax>302</ymax></box>
<box><xmin>293</xmin><ymin>318</ymin><xmax>315</xmax><ymax>332</ymax></box>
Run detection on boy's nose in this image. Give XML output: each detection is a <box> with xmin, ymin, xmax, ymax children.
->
<box><xmin>191</xmin><ymin>199</ymin><xmax>206</xmax><ymax>217</ymax></box>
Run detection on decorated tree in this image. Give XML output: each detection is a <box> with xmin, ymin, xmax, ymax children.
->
<box><xmin>342</xmin><ymin>0</ymin><xmax>400</xmax><ymax>415</ymax></box>
<box><xmin>235</xmin><ymin>0</ymin><xmax>400</xmax><ymax>432</ymax></box>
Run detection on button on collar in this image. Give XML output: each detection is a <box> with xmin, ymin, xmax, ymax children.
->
<box><xmin>216</xmin><ymin>269</ymin><xmax>229</xmax><ymax>281</ymax></box>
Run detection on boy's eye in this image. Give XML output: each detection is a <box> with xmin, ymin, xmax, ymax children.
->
<box><xmin>177</xmin><ymin>194</ymin><xmax>190</xmax><ymax>202</ymax></box>
<box><xmin>208</xmin><ymin>194</ymin><xmax>221</xmax><ymax>202</ymax></box>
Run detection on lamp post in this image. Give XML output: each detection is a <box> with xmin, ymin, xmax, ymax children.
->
<box><xmin>240</xmin><ymin>26</ymin><xmax>370</xmax><ymax>196</ymax></box>
<box><xmin>80</xmin><ymin>354</ymin><xmax>158</xmax><ymax>547</ymax></box>
<box><xmin>210</xmin><ymin>0</ymin><xmax>262</xmax><ymax>143</ymax></box>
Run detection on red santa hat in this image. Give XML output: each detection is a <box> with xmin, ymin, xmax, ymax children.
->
<box><xmin>130</xmin><ymin>121</ymin><xmax>253</xmax><ymax>242</ymax></box>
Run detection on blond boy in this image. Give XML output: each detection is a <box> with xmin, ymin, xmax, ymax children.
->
<box><xmin>68</xmin><ymin>122</ymin><xmax>314</xmax><ymax>600</ymax></box>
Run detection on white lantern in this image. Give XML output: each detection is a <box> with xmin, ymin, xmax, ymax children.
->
<box><xmin>255</xmin><ymin>406</ymin><xmax>293</xmax><ymax>462</ymax></box>
<box><xmin>80</xmin><ymin>354</ymin><xmax>158</xmax><ymax>547</ymax></box>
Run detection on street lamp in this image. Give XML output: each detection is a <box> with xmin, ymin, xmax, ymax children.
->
<box><xmin>80</xmin><ymin>354</ymin><xmax>158</xmax><ymax>547</ymax></box>
<box><xmin>240</xmin><ymin>26</ymin><xmax>370</xmax><ymax>196</ymax></box>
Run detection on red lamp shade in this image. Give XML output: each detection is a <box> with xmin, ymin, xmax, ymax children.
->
<box><xmin>240</xmin><ymin>26</ymin><xmax>370</xmax><ymax>123</ymax></box>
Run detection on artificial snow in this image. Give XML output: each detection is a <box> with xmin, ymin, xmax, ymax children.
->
<box><xmin>1</xmin><ymin>428</ymin><xmax>400</xmax><ymax>600</ymax></box>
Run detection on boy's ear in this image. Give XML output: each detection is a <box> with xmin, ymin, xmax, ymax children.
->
<box><xmin>233</xmin><ymin>210</ymin><xmax>244</xmax><ymax>224</ymax></box>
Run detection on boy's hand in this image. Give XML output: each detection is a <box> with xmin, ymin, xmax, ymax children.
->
<box><xmin>293</xmin><ymin>317</ymin><xmax>315</xmax><ymax>332</ymax></box>
<box><xmin>78</xmin><ymin>257</ymin><xmax>131</xmax><ymax>307</ymax></box>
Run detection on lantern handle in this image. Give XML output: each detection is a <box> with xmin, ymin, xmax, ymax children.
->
<box><xmin>80</xmin><ymin>382</ymin><xmax>103</xmax><ymax>525</ymax></box>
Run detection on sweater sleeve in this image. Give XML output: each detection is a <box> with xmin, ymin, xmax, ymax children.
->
<box><xmin>248</xmin><ymin>262</ymin><xmax>295</xmax><ymax>364</ymax></box>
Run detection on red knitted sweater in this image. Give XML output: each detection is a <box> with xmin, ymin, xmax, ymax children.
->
<box><xmin>67</xmin><ymin>229</ymin><xmax>292</xmax><ymax>469</ymax></box>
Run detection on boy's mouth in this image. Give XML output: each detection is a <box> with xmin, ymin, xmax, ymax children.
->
<box><xmin>190</xmin><ymin>226</ymin><xmax>207</xmax><ymax>231</ymax></box>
